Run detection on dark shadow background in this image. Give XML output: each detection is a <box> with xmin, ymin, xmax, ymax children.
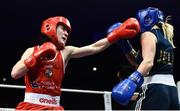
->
<box><xmin>0</xmin><ymin>0</ymin><xmax>179</xmax><ymax>110</ymax></box>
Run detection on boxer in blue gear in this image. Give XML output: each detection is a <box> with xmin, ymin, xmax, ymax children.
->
<box><xmin>111</xmin><ymin>7</ymin><xmax>179</xmax><ymax>110</ymax></box>
<box><xmin>132</xmin><ymin>7</ymin><xmax>179</xmax><ymax>110</ymax></box>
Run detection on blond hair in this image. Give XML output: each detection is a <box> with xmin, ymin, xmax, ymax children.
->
<box><xmin>152</xmin><ymin>16</ymin><xmax>176</xmax><ymax>48</ymax></box>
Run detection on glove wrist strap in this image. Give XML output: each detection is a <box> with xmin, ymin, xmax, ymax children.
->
<box><xmin>128</xmin><ymin>71</ymin><xmax>144</xmax><ymax>87</ymax></box>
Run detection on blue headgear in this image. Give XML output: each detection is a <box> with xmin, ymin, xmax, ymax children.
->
<box><xmin>107</xmin><ymin>22</ymin><xmax>122</xmax><ymax>34</ymax></box>
<box><xmin>136</xmin><ymin>7</ymin><xmax>164</xmax><ymax>33</ymax></box>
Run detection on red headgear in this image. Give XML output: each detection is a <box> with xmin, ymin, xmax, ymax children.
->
<box><xmin>41</xmin><ymin>16</ymin><xmax>71</xmax><ymax>49</ymax></box>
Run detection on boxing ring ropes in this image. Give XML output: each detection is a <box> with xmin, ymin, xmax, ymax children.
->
<box><xmin>1</xmin><ymin>82</ymin><xmax>180</xmax><ymax>110</ymax></box>
<box><xmin>0</xmin><ymin>84</ymin><xmax>113</xmax><ymax>110</ymax></box>
<box><xmin>0</xmin><ymin>84</ymin><xmax>135</xmax><ymax>110</ymax></box>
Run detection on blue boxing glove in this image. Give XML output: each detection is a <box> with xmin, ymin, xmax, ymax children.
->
<box><xmin>107</xmin><ymin>22</ymin><xmax>122</xmax><ymax>34</ymax></box>
<box><xmin>107</xmin><ymin>22</ymin><xmax>134</xmax><ymax>54</ymax></box>
<box><xmin>112</xmin><ymin>71</ymin><xmax>144</xmax><ymax>105</ymax></box>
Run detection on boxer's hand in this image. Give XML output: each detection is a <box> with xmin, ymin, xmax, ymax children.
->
<box><xmin>24</xmin><ymin>42</ymin><xmax>56</xmax><ymax>69</ymax></box>
<box><xmin>107</xmin><ymin>22</ymin><xmax>134</xmax><ymax>54</ymax></box>
<box><xmin>107</xmin><ymin>18</ymin><xmax>140</xmax><ymax>43</ymax></box>
<box><xmin>112</xmin><ymin>71</ymin><xmax>144</xmax><ymax>105</ymax></box>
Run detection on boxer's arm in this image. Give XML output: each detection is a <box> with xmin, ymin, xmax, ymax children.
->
<box><xmin>136</xmin><ymin>32</ymin><xmax>157</xmax><ymax>76</ymax></box>
<box><xmin>124</xmin><ymin>50</ymin><xmax>138</xmax><ymax>68</ymax></box>
<box><xmin>66</xmin><ymin>18</ymin><xmax>140</xmax><ymax>59</ymax></box>
<box><xmin>66</xmin><ymin>38</ymin><xmax>111</xmax><ymax>58</ymax></box>
<box><xmin>11</xmin><ymin>48</ymin><xmax>33</xmax><ymax>79</ymax></box>
<box><xmin>116</xmin><ymin>40</ymin><xmax>138</xmax><ymax>68</ymax></box>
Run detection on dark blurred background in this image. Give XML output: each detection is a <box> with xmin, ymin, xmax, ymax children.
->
<box><xmin>0</xmin><ymin>0</ymin><xmax>179</xmax><ymax>110</ymax></box>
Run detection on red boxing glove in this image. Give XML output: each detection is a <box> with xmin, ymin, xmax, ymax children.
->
<box><xmin>24</xmin><ymin>42</ymin><xmax>56</xmax><ymax>69</ymax></box>
<box><xmin>107</xmin><ymin>18</ymin><xmax>140</xmax><ymax>43</ymax></box>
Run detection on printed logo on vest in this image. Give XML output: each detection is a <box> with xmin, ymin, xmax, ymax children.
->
<box><xmin>39</xmin><ymin>97</ymin><xmax>58</xmax><ymax>105</ymax></box>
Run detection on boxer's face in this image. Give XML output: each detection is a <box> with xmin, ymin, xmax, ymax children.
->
<box><xmin>56</xmin><ymin>25</ymin><xmax>69</xmax><ymax>48</ymax></box>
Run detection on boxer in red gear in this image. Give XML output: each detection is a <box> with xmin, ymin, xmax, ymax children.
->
<box><xmin>11</xmin><ymin>16</ymin><xmax>140</xmax><ymax>110</ymax></box>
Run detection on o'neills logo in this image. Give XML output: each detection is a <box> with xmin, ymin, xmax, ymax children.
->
<box><xmin>39</xmin><ymin>98</ymin><xmax>57</xmax><ymax>105</ymax></box>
